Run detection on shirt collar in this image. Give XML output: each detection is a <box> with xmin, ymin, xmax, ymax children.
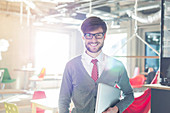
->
<box><xmin>82</xmin><ymin>51</ymin><xmax>105</xmax><ymax>65</ymax></box>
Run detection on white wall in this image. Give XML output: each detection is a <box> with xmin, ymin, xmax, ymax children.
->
<box><xmin>0</xmin><ymin>13</ymin><xmax>32</xmax><ymax>89</ymax></box>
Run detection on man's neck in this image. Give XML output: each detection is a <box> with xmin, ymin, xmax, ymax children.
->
<box><xmin>86</xmin><ymin>50</ymin><xmax>102</xmax><ymax>58</ymax></box>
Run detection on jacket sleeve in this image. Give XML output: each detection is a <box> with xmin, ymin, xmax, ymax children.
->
<box><xmin>59</xmin><ymin>63</ymin><xmax>73</xmax><ymax>113</ymax></box>
<box><xmin>115</xmin><ymin>65</ymin><xmax>134</xmax><ymax>113</ymax></box>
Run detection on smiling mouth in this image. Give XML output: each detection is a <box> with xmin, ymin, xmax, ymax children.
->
<box><xmin>90</xmin><ymin>43</ymin><xmax>98</xmax><ymax>47</ymax></box>
<box><xmin>89</xmin><ymin>42</ymin><xmax>99</xmax><ymax>47</ymax></box>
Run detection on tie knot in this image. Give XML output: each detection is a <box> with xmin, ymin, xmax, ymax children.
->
<box><xmin>91</xmin><ymin>59</ymin><xmax>98</xmax><ymax>64</ymax></box>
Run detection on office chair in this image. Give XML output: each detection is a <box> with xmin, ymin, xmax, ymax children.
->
<box><xmin>129</xmin><ymin>74</ymin><xmax>146</xmax><ymax>88</ymax></box>
<box><xmin>123</xmin><ymin>71</ymin><xmax>159</xmax><ymax>113</ymax></box>
<box><xmin>32</xmin><ymin>91</ymin><xmax>46</xmax><ymax>113</ymax></box>
<box><xmin>0</xmin><ymin>68</ymin><xmax>16</xmax><ymax>89</ymax></box>
<box><xmin>4</xmin><ymin>102</ymin><xmax>19</xmax><ymax>113</ymax></box>
<box><xmin>29</xmin><ymin>68</ymin><xmax>46</xmax><ymax>90</ymax></box>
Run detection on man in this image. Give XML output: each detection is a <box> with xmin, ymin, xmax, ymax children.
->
<box><xmin>59</xmin><ymin>16</ymin><xmax>134</xmax><ymax>113</ymax></box>
<box><xmin>146</xmin><ymin>71</ymin><xmax>156</xmax><ymax>84</ymax></box>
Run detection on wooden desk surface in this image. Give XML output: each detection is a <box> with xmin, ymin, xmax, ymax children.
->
<box><xmin>143</xmin><ymin>84</ymin><xmax>170</xmax><ymax>91</ymax></box>
<box><xmin>14</xmin><ymin>68</ymin><xmax>35</xmax><ymax>72</ymax></box>
<box><xmin>0</xmin><ymin>89</ymin><xmax>27</xmax><ymax>94</ymax></box>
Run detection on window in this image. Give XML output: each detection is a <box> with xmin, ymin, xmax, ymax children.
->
<box><xmin>35</xmin><ymin>30</ymin><xmax>70</xmax><ymax>75</ymax></box>
<box><xmin>145</xmin><ymin>32</ymin><xmax>160</xmax><ymax>71</ymax></box>
<box><xmin>103</xmin><ymin>33</ymin><xmax>127</xmax><ymax>67</ymax></box>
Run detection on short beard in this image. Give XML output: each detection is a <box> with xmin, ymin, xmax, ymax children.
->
<box><xmin>85</xmin><ymin>43</ymin><xmax>104</xmax><ymax>53</ymax></box>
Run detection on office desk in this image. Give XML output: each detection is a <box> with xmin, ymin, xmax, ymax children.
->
<box><xmin>31</xmin><ymin>98</ymin><xmax>58</xmax><ymax>113</ymax></box>
<box><xmin>0</xmin><ymin>89</ymin><xmax>26</xmax><ymax>94</ymax></box>
<box><xmin>143</xmin><ymin>84</ymin><xmax>170</xmax><ymax>113</ymax></box>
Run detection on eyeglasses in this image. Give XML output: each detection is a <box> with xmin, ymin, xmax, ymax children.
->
<box><xmin>84</xmin><ymin>33</ymin><xmax>105</xmax><ymax>39</ymax></box>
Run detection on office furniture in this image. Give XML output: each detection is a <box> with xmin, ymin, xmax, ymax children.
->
<box><xmin>14</xmin><ymin>68</ymin><xmax>35</xmax><ymax>89</ymax></box>
<box><xmin>4</xmin><ymin>102</ymin><xmax>19</xmax><ymax>113</ymax></box>
<box><xmin>0</xmin><ymin>68</ymin><xmax>16</xmax><ymax>89</ymax></box>
<box><xmin>0</xmin><ymin>89</ymin><xmax>26</xmax><ymax>99</ymax></box>
<box><xmin>0</xmin><ymin>89</ymin><xmax>26</xmax><ymax>94</ymax></box>
<box><xmin>31</xmin><ymin>98</ymin><xmax>58</xmax><ymax>113</ymax></box>
<box><xmin>29</xmin><ymin>68</ymin><xmax>46</xmax><ymax>90</ymax></box>
<box><xmin>129</xmin><ymin>74</ymin><xmax>146</xmax><ymax>88</ymax></box>
<box><xmin>30</xmin><ymin>68</ymin><xmax>46</xmax><ymax>80</ymax></box>
<box><xmin>32</xmin><ymin>91</ymin><xmax>46</xmax><ymax>113</ymax></box>
<box><xmin>144</xmin><ymin>84</ymin><xmax>170</xmax><ymax>113</ymax></box>
<box><xmin>123</xmin><ymin>71</ymin><xmax>159</xmax><ymax>113</ymax></box>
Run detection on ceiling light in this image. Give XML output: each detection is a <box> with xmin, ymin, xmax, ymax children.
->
<box><xmin>93</xmin><ymin>11</ymin><xmax>101</xmax><ymax>15</ymax></box>
<box><xmin>102</xmin><ymin>13</ymin><xmax>110</xmax><ymax>17</ymax></box>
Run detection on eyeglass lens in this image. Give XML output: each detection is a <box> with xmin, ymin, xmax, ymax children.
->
<box><xmin>84</xmin><ymin>33</ymin><xmax>104</xmax><ymax>39</ymax></box>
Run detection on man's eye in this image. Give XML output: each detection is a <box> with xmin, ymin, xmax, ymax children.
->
<box><xmin>96</xmin><ymin>34</ymin><xmax>102</xmax><ymax>36</ymax></box>
<box><xmin>86</xmin><ymin>34</ymin><xmax>91</xmax><ymax>37</ymax></box>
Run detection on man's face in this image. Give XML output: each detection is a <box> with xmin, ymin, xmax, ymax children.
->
<box><xmin>83</xmin><ymin>27</ymin><xmax>105</xmax><ymax>54</ymax></box>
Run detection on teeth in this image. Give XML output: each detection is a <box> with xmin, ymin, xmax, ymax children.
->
<box><xmin>90</xmin><ymin>43</ymin><xmax>97</xmax><ymax>47</ymax></box>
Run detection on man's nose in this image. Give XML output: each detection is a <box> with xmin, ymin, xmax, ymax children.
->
<box><xmin>91</xmin><ymin>35</ymin><xmax>97</xmax><ymax>41</ymax></box>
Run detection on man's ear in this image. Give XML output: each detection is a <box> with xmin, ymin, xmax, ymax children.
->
<box><xmin>82</xmin><ymin>36</ymin><xmax>85</xmax><ymax>40</ymax></box>
<box><xmin>104</xmin><ymin>33</ymin><xmax>106</xmax><ymax>40</ymax></box>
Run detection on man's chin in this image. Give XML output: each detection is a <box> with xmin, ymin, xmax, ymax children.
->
<box><xmin>87</xmin><ymin>49</ymin><xmax>100</xmax><ymax>53</ymax></box>
<box><xmin>86</xmin><ymin>45</ymin><xmax>102</xmax><ymax>53</ymax></box>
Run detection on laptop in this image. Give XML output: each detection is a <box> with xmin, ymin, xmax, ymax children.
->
<box><xmin>95</xmin><ymin>83</ymin><xmax>121</xmax><ymax>113</ymax></box>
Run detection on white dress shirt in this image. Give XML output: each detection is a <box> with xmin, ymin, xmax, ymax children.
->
<box><xmin>81</xmin><ymin>51</ymin><xmax>107</xmax><ymax>77</ymax></box>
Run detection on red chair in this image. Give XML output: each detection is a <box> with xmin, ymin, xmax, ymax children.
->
<box><xmin>129</xmin><ymin>74</ymin><xmax>146</xmax><ymax>88</ymax></box>
<box><xmin>32</xmin><ymin>91</ymin><xmax>46</xmax><ymax>113</ymax></box>
<box><xmin>123</xmin><ymin>71</ymin><xmax>159</xmax><ymax>113</ymax></box>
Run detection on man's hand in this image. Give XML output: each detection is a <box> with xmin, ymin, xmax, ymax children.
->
<box><xmin>102</xmin><ymin>106</ymin><xmax>119</xmax><ymax>113</ymax></box>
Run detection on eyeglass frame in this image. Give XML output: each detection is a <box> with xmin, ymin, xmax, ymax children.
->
<box><xmin>84</xmin><ymin>32</ymin><xmax>105</xmax><ymax>40</ymax></box>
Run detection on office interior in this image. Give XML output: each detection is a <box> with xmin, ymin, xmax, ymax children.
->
<box><xmin>0</xmin><ymin>0</ymin><xmax>169</xmax><ymax>113</ymax></box>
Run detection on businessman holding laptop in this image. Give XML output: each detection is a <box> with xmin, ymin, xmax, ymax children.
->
<box><xmin>59</xmin><ymin>16</ymin><xmax>134</xmax><ymax>113</ymax></box>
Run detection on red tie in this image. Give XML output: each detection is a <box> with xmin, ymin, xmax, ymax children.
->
<box><xmin>91</xmin><ymin>59</ymin><xmax>98</xmax><ymax>82</ymax></box>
